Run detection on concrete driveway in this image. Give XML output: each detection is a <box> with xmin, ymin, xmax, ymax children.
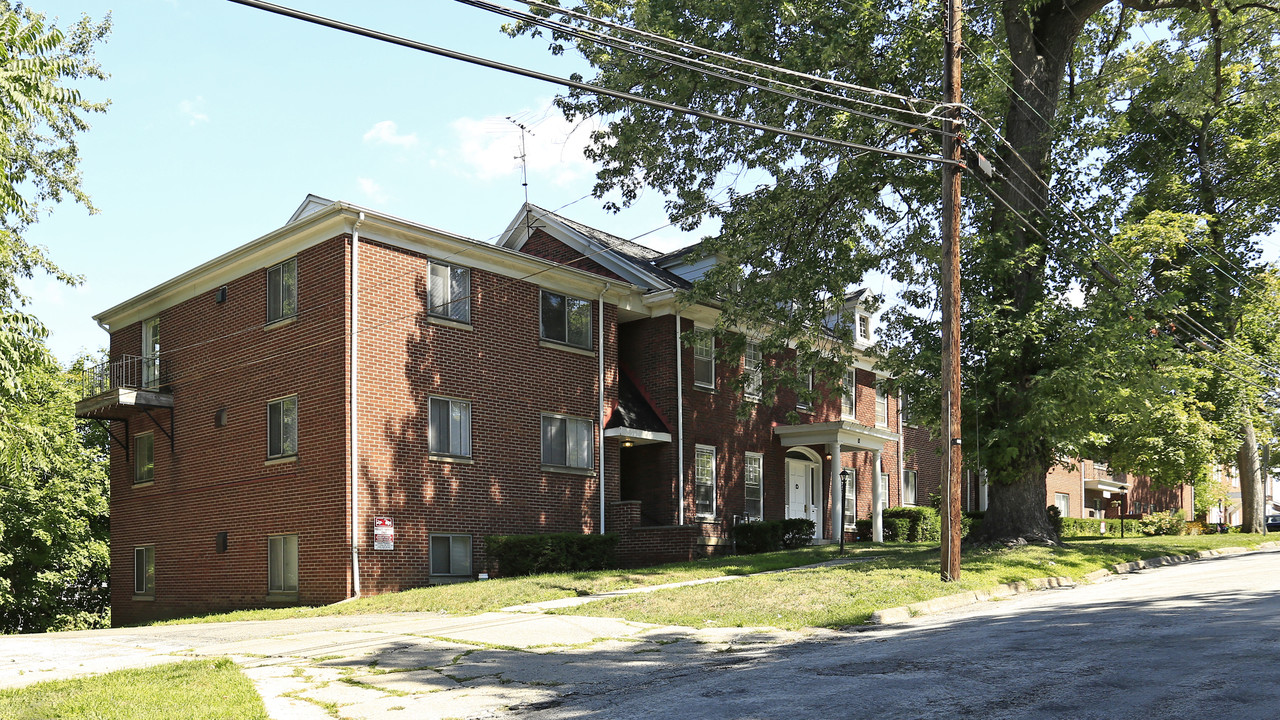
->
<box><xmin>3</xmin><ymin>548</ymin><xmax>1277</xmax><ymax>719</ymax></box>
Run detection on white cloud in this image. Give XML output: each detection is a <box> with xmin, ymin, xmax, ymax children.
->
<box><xmin>449</xmin><ymin>100</ymin><xmax>597</xmax><ymax>186</ymax></box>
<box><xmin>357</xmin><ymin>177</ymin><xmax>389</xmax><ymax>204</ymax></box>
<box><xmin>363</xmin><ymin>120</ymin><xmax>419</xmax><ymax>148</ymax></box>
<box><xmin>178</xmin><ymin>97</ymin><xmax>209</xmax><ymax>125</ymax></box>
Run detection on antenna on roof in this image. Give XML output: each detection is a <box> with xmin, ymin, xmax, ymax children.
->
<box><xmin>506</xmin><ymin>117</ymin><xmax>535</xmax><ymax>241</ymax></box>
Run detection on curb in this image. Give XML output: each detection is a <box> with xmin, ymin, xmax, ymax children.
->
<box><xmin>869</xmin><ymin>541</ymin><xmax>1280</xmax><ymax>626</ymax></box>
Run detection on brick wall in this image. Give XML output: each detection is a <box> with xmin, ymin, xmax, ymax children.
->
<box><xmin>1045</xmin><ymin>461</ymin><xmax>1083</xmax><ymax>518</ymax></box>
<box><xmin>519</xmin><ymin>228</ymin><xmax>629</xmax><ymax>283</ymax></box>
<box><xmin>110</xmin><ymin>236</ymin><xmax>351</xmax><ymax>625</ymax></box>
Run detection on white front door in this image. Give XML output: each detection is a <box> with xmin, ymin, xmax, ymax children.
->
<box><xmin>785</xmin><ymin>459</ymin><xmax>821</xmax><ymax>530</ymax></box>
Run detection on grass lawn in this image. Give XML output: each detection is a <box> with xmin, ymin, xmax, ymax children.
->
<box><xmin>0</xmin><ymin>659</ymin><xmax>268</xmax><ymax>720</ymax></box>
<box><xmin>147</xmin><ymin>533</ymin><xmax>1275</xmax><ymax>631</ymax></box>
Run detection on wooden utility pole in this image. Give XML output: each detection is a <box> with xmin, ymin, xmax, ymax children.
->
<box><xmin>939</xmin><ymin>0</ymin><xmax>964</xmax><ymax>581</ymax></box>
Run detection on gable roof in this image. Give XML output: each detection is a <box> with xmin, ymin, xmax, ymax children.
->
<box><xmin>496</xmin><ymin>204</ymin><xmax>693</xmax><ymax>291</ymax></box>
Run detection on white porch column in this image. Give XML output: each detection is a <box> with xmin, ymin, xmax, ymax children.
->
<box><xmin>828</xmin><ymin>442</ymin><xmax>842</xmax><ymax>542</ymax></box>
<box><xmin>872</xmin><ymin>449</ymin><xmax>884</xmax><ymax>543</ymax></box>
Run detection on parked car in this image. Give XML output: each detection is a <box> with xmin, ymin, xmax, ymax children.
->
<box><xmin>1266</xmin><ymin>515</ymin><xmax>1280</xmax><ymax>532</ymax></box>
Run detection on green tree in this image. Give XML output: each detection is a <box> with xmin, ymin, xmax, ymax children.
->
<box><xmin>513</xmin><ymin>0</ymin><xmax>1277</xmax><ymax>543</ymax></box>
<box><xmin>0</xmin><ymin>3</ymin><xmax>110</xmax><ymax>631</ymax></box>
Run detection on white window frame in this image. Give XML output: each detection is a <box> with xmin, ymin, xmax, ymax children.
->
<box><xmin>693</xmin><ymin>330</ymin><xmax>715</xmax><ymax>389</ymax></box>
<box><xmin>540</xmin><ymin>290</ymin><xmax>592</xmax><ymax>349</ymax></box>
<box><xmin>268</xmin><ymin>534</ymin><xmax>299</xmax><ymax>594</ymax></box>
<box><xmin>797</xmin><ymin>371</ymin><xmax>814</xmax><ymax>411</ymax></box>
<box><xmin>134</xmin><ymin>432</ymin><xmax>154</xmax><ymax>485</ymax></box>
<box><xmin>842</xmin><ymin>467</ymin><xmax>858</xmax><ymax>530</ymax></box>
<box><xmin>880</xmin><ymin>472</ymin><xmax>890</xmax><ymax>510</ymax></box>
<box><xmin>541</xmin><ymin>413</ymin><xmax>594</xmax><ymax>469</ymax></box>
<box><xmin>1055</xmin><ymin>492</ymin><xmax>1071</xmax><ymax>518</ymax></box>
<box><xmin>427</xmin><ymin>260</ymin><xmax>471</xmax><ymax>323</ymax></box>
<box><xmin>743</xmin><ymin>341</ymin><xmax>762</xmax><ymax>400</ymax></box>
<box><xmin>875</xmin><ymin>381</ymin><xmax>889</xmax><ymax>428</ymax></box>
<box><xmin>841</xmin><ymin>369</ymin><xmax>857</xmax><ymax>419</ymax></box>
<box><xmin>141</xmin><ymin>316</ymin><xmax>160</xmax><ymax>389</ymax></box>
<box><xmin>695</xmin><ymin>445</ymin><xmax>717</xmax><ymax>519</ymax></box>
<box><xmin>902</xmin><ymin>469</ymin><xmax>918</xmax><ymax>506</ymax></box>
<box><xmin>134</xmin><ymin>545</ymin><xmax>155</xmax><ymax>597</ymax></box>
<box><xmin>428</xmin><ymin>396</ymin><xmax>472</xmax><ymax>458</ymax></box>
<box><xmin>858</xmin><ymin>314</ymin><xmax>871</xmax><ymax>341</ymax></box>
<box><xmin>430</xmin><ymin>534</ymin><xmax>472</xmax><ymax>577</ymax></box>
<box><xmin>266</xmin><ymin>257</ymin><xmax>298</xmax><ymax>324</ymax></box>
<box><xmin>267</xmin><ymin>395</ymin><xmax>298</xmax><ymax>459</ymax></box>
<box><xmin>744</xmin><ymin>452</ymin><xmax>763</xmax><ymax>521</ymax></box>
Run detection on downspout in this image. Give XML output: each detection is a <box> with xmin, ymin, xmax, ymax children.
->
<box><xmin>598</xmin><ymin>283</ymin><xmax>610</xmax><ymax>534</ymax></box>
<box><xmin>675</xmin><ymin>310</ymin><xmax>685</xmax><ymax>525</ymax></box>
<box><xmin>897</xmin><ymin>389</ymin><xmax>905</xmax><ymax>504</ymax></box>
<box><xmin>350</xmin><ymin>211</ymin><xmax>365</xmax><ymax>598</ymax></box>
<box><xmin>1081</xmin><ymin>460</ymin><xmax>1087</xmax><ymax>519</ymax></box>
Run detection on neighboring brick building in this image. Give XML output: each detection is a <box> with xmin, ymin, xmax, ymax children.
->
<box><xmin>78</xmin><ymin>197</ymin><xmax>908</xmax><ymax>625</ymax></box>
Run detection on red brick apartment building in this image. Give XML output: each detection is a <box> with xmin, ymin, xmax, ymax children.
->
<box><xmin>77</xmin><ymin>196</ymin><xmax>918</xmax><ymax>625</ymax></box>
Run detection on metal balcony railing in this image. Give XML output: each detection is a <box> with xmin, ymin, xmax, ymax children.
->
<box><xmin>81</xmin><ymin>355</ymin><xmax>164</xmax><ymax>399</ymax></box>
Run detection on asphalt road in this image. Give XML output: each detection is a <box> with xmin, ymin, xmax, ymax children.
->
<box><xmin>522</xmin><ymin>548</ymin><xmax>1280</xmax><ymax>720</ymax></box>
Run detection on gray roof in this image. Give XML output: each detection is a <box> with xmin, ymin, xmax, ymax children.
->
<box><xmin>529</xmin><ymin>204</ymin><xmax>695</xmax><ymax>290</ymax></box>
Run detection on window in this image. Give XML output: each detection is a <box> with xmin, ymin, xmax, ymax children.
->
<box><xmin>875</xmin><ymin>381</ymin><xmax>889</xmax><ymax>428</ymax></box>
<box><xmin>268</xmin><ymin>534</ymin><xmax>298</xmax><ymax>593</ymax></box>
<box><xmin>880</xmin><ymin>472</ymin><xmax>890</xmax><ymax>510</ymax></box>
<box><xmin>842</xmin><ymin>468</ymin><xmax>857</xmax><ymax>529</ymax></box>
<box><xmin>430</xmin><ymin>534</ymin><xmax>472</xmax><ymax>576</ymax></box>
<box><xmin>841</xmin><ymin>369</ymin><xmax>857</xmax><ymax>418</ymax></box>
<box><xmin>743</xmin><ymin>341</ymin><xmax>762</xmax><ymax>399</ymax></box>
<box><xmin>744</xmin><ymin>453</ymin><xmax>763</xmax><ymax>520</ymax></box>
<box><xmin>858</xmin><ymin>314</ymin><xmax>871</xmax><ymax>341</ymax></box>
<box><xmin>429</xmin><ymin>397</ymin><xmax>471</xmax><ymax>457</ymax></box>
<box><xmin>540</xmin><ymin>290</ymin><xmax>591</xmax><ymax>349</ymax></box>
<box><xmin>134</xmin><ymin>433</ymin><xmax>154</xmax><ymax>485</ymax></box>
<box><xmin>134</xmin><ymin>546</ymin><xmax>154</xmax><ymax>597</ymax></box>
<box><xmin>693</xmin><ymin>330</ymin><xmax>715</xmax><ymax>388</ymax></box>
<box><xmin>267</xmin><ymin>258</ymin><xmax>298</xmax><ymax>324</ymax></box>
<box><xmin>901</xmin><ymin>391</ymin><xmax>915</xmax><ymax>426</ymax></box>
<box><xmin>267</xmin><ymin>395</ymin><xmax>298</xmax><ymax>459</ymax></box>
<box><xmin>902</xmin><ymin>469</ymin><xmax>918</xmax><ymax>506</ymax></box>
<box><xmin>1055</xmin><ymin>493</ymin><xmax>1070</xmax><ymax>518</ymax></box>
<box><xmin>797</xmin><ymin>371</ymin><xmax>813</xmax><ymax>411</ymax></box>
<box><xmin>695</xmin><ymin>445</ymin><xmax>716</xmax><ymax>518</ymax></box>
<box><xmin>541</xmin><ymin>414</ymin><xmax>593</xmax><ymax>469</ymax></box>
<box><xmin>142</xmin><ymin>316</ymin><xmax>160</xmax><ymax>389</ymax></box>
<box><xmin>428</xmin><ymin>260</ymin><xmax>470</xmax><ymax>323</ymax></box>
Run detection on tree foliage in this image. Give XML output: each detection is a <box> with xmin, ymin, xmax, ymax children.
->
<box><xmin>513</xmin><ymin>0</ymin><xmax>1280</xmax><ymax>542</ymax></box>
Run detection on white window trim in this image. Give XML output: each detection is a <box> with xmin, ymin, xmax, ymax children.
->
<box><xmin>875</xmin><ymin>382</ymin><xmax>889</xmax><ymax>429</ymax></box>
<box><xmin>267</xmin><ymin>394</ymin><xmax>298</xmax><ymax>460</ymax></box>
<box><xmin>744</xmin><ymin>452</ymin><xmax>763</xmax><ymax>521</ymax></box>
<box><xmin>841</xmin><ymin>369</ymin><xmax>857</xmax><ymax>419</ymax></box>
<box><xmin>428</xmin><ymin>395</ymin><xmax>472</xmax><ymax>458</ymax></box>
<box><xmin>430</xmin><ymin>534</ymin><xmax>473</xmax><ymax>577</ymax></box>
<box><xmin>797</xmin><ymin>371</ymin><xmax>814</xmax><ymax>411</ymax></box>
<box><xmin>743</xmin><ymin>341</ymin><xmax>762</xmax><ymax>400</ymax></box>
<box><xmin>141</xmin><ymin>316</ymin><xmax>160</xmax><ymax>389</ymax></box>
<box><xmin>1055</xmin><ymin>492</ymin><xmax>1071</xmax><ymax>517</ymax></box>
<box><xmin>426</xmin><ymin>259</ymin><xmax>471</xmax><ymax>324</ymax></box>
<box><xmin>692</xmin><ymin>329</ymin><xmax>715</xmax><ymax>389</ymax></box>
<box><xmin>695</xmin><ymin>444</ymin><xmax>717</xmax><ymax>519</ymax></box>
<box><xmin>858</xmin><ymin>314</ymin><xmax>872</xmax><ymax>341</ymax></box>
<box><xmin>842</xmin><ymin>467</ymin><xmax>858</xmax><ymax>530</ymax></box>
<box><xmin>266</xmin><ymin>257</ymin><xmax>298</xmax><ymax>325</ymax></box>
<box><xmin>133</xmin><ymin>545</ymin><xmax>155</xmax><ymax>598</ymax></box>
<box><xmin>539</xmin><ymin>289</ymin><xmax>593</xmax><ymax>350</ymax></box>
<box><xmin>902</xmin><ymin>469</ymin><xmax>918</xmax><ymax>507</ymax></box>
<box><xmin>268</xmin><ymin>534</ymin><xmax>299</xmax><ymax>595</ymax></box>
<box><xmin>540</xmin><ymin>412</ymin><xmax>594</xmax><ymax>470</ymax></box>
<box><xmin>134</xmin><ymin>432</ymin><xmax>155</xmax><ymax>486</ymax></box>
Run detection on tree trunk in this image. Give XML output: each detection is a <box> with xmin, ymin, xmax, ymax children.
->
<box><xmin>982</xmin><ymin>460</ymin><xmax>1059</xmax><ymax>544</ymax></box>
<box><xmin>1239</xmin><ymin>417</ymin><xmax>1264</xmax><ymax>533</ymax></box>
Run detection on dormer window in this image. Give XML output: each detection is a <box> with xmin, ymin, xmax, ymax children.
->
<box><xmin>858</xmin><ymin>315</ymin><xmax>871</xmax><ymax>341</ymax></box>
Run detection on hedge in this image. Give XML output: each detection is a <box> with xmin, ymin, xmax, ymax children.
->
<box><xmin>856</xmin><ymin>510</ymin><xmax>981</xmax><ymax>542</ymax></box>
<box><xmin>484</xmin><ymin>532</ymin><xmax>619</xmax><ymax>577</ymax></box>
<box><xmin>731</xmin><ymin>518</ymin><xmax>816</xmax><ymax>554</ymax></box>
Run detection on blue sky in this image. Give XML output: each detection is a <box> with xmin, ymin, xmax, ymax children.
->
<box><xmin>24</xmin><ymin>0</ymin><xmax>711</xmax><ymax>363</ymax></box>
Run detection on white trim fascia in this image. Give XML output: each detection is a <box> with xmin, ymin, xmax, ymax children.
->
<box><xmin>603</xmin><ymin>428</ymin><xmax>673</xmax><ymax>443</ymax></box>
<box><xmin>498</xmin><ymin>205</ymin><xmax>672</xmax><ymax>290</ymax></box>
<box><xmin>95</xmin><ymin>201</ymin><xmax>642</xmax><ymax>332</ymax></box>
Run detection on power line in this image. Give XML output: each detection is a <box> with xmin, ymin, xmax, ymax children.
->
<box><xmin>226</xmin><ymin>0</ymin><xmax>955</xmax><ymax>168</ymax></box>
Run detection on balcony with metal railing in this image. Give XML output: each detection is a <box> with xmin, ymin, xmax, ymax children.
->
<box><xmin>75</xmin><ymin>354</ymin><xmax>174</xmax><ymax>420</ymax></box>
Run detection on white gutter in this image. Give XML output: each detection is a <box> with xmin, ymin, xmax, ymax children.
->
<box><xmin>350</xmin><ymin>212</ymin><xmax>365</xmax><ymax>598</ymax></box>
<box><xmin>598</xmin><ymin>283</ymin><xmax>610</xmax><ymax>534</ymax></box>
<box><xmin>675</xmin><ymin>310</ymin><xmax>685</xmax><ymax>525</ymax></box>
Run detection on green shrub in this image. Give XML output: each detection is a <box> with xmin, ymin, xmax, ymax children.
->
<box><xmin>884</xmin><ymin>506</ymin><xmax>941</xmax><ymax>542</ymax></box>
<box><xmin>1046</xmin><ymin>505</ymin><xmax>1063</xmax><ymax>535</ymax></box>
<box><xmin>731</xmin><ymin>521</ymin><xmax>786</xmax><ymax>554</ymax></box>
<box><xmin>1060</xmin><ymin>517</ymin><xmax>1107</xmax><ymax>537</ymax></box>
<box><xmin>854</xmin><ymin>519</ymin><xmax>872</xmax><ymax>541</ymax></box>
<box><xmin>780</xmin><ymin>518</ymin><xmax>816</xmax><ymax>548</ymax></box>
<box><xmin>1137</xmin><ymin>511</ymin><xmax>1187</xmax><ymax>536</ymax></box>
<box><xmin>484</xmin><ymin>533</ymin><xmax>619</xmax><ymax>577</ymax></box>
<box><xmin>962</xmin><ymin>511</ymin><xmax>983</xmax><ymax>539</ymax></box>
<box><xmin>883</xmin><ymin>517</ymin><xmax>911</xmax><ymax>542</ymax></box>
